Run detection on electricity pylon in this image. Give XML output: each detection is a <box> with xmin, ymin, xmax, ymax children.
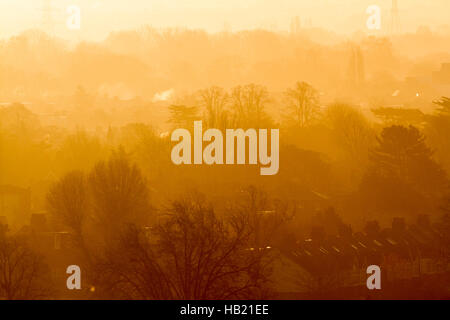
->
<box><xmin>390</xmin><ymin>0</ymin><xmax>401</xmax><ymax>35</ymax></box>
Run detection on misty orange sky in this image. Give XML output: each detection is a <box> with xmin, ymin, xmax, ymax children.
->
<box><xmin>2</xmin><ymin>0</ymin><xmax>450</xmax><ymax>40</ymax></box>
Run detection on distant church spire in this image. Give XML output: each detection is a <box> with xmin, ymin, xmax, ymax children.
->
<box><xmin>290</xmin><ymin>16</ymin><xmax>301</xmax><ymax>34</ymax></box>
<box><xmin>389</xmin><ymin>0</ymin><xmax>401</xmax><ymax>35</ymax></box>
<box><xmin>347</xmin><ymin>45</ymin><xmax>365</xmax><ymax>86</ymax></box>
<box><xmin>41</xmin><ymin>0</ymin><xmax>55</xmax><ymax>34</ymax></box>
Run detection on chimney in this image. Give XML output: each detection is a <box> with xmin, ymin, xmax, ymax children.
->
<box><xmin>311</xmin><ymin>226</ymin><xmax>326</xmax><ymax>243</ymax></box>
<box><xmin>54</xmin><ymin>233</ymin><xmax>61</xmax><ymax>250</ymax></box>
<box><xmin>364</xmin><ymin>220</ymin><xmax>380</xmax><ymax>237</ymax></box>
<box><xmin>417</xmin><ymin>214</ymin><xmax>430</xmax><ymax>228</ymax></box>
<box><xmin>0</xmin><ymin>216</ymin><xmax>8</xmax><ymax>235</ymax></box>
<box><xmin>339</xmin><ymin>224</ymin><xmax>353</xmax><ymax>239</ymax></box>
<box><xmin>392</xmin><ymin>217</ymin><xmax>406</xmax><ymax>233</ymax></box>
<box><xmin>31</xmin><ymin>213</ymin><xmax>47</xmax><ymax>232</ymax></box>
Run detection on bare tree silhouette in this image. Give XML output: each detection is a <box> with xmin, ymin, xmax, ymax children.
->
<box><xmin>89</xmin><ymin>149</ymin><xmax>152</xmax><ymax>235</ymax></box>
<box><xmin>0</xmin><ymin>235</ymin><xmax>53</xmax><ymax>300</ymax></box>
<box><xmin>199</xmin><ymin>86</ymin><xmax>230</xmax><ymax>129</ymax></box>
<box><xmin>284</xmin><ymin>82</ymin><xmax>320</xmax><ymax>128</ymax></box>
<box><xmin>231</xmin><ymin>84</ymin><xmax>271</xmax><ymax>128</ymax></box>
<box><xmin>99</xmin><ymin>194</ymin><xmax>273</xmax><ymax>299</ymax></box>
<box><xmin>47</xmin><ymin>170</ymin><xmax>91</xmax><ymax>261</ymax></box>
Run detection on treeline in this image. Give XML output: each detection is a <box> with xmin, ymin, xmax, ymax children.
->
<box><xmin>1</xmin><ymin>89</ymin><xmax>450</xmax><ymax>224</ymax></box>
<box><xmin>1</xmin><ymin>78</ymin><xmax>450</xmax><ymax>299</ymax></box>
<box><xmin>2</xmin><ymin>27</ymin><xmax>446</xmax><ymax>103</ymax></box>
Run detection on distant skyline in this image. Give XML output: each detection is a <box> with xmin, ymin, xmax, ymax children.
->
<box><xmin>1</xmin><ymin>0</ymin><xmax>450</xmax><ymax>40</ymax></box>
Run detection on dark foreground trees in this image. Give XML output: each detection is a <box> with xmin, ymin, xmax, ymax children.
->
<box><xmin>0</xmin><ymin>234</ymin><xmax>53</xmax><ymax>299</ymax></box>
<box><xmin>46</xmin><ymin>150</ymin><xmax>152</xmax><ymax>290</ymax></box>
<box><xmin>47</xmin><ymin>151</ymin><xmax>274</xmax><ymax>299</ymax></box>
<box><xmin>425</xmin><ymin>96</ymin><xmax>450</xmax><ymax>174</ymax></box>
<box><xmin>98</xmin><ymin>195</ymin><xmax>273</xmax><ymax>299</ymax></box>
<box><xmin>47</xmin><ymin>170</ymin><xmax>88</xmax><ymax>247</ymax></box>
<box><xmin>359</xmin><ymin>125</ymin><xmax>448</xmax><ymax>216</ymax></box>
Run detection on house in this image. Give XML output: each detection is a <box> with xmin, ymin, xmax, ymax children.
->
<box><xmin>433</xmin><ymin>63</ymin><xmax>450</xmax><ymax>85</ymax></box>
<box><xmin>275</xmin><ymin>216</ymin><xmax>450</xmax><ymax>298</ymax></box>
<box><xmin>0</xmin><ymin>185</ymin><xmax>31</xmax><ymax>229</ymax></box>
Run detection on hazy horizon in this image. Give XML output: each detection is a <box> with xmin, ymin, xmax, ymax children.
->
<box><xmin>1</xmin><ymin>0</ymin><xmax>450</xmax><ymax>41</ymax></box>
